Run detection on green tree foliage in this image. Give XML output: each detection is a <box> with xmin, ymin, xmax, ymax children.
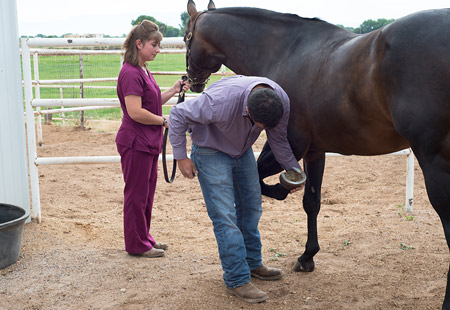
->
<box><xmin>23</xmin><ymin>13</ymin><xmax>395</xmax><ymax>39</ymax></box>
<box><xmin>131</xmin><ymin>15</ymin><xmax>157</xmax><ymax>25</ymax></box>
<box><xmin>355</xmin><ymin>18</ymin><xmax>395</xmax><ymax>34</ymax></box>
<box><xmin>336</xmin><ymin>24</ymin><xmax>356</xmax><ymax>33</ymax></box>
<box><xmin>165</xmin><ymin>26</ymin><xmax>181</xmax><ymax>37</ymax></box>
<box><xmin>336</xmin><ymin>18</ymin><xmax>395</xmax><ymax>34</ymax></box>
<box><xmin>180</xmin><ymin>11</ymin><xmax>190</xmax><ymax>35</ymax></box>
<box><xmin>131</xmin><ymin>15</ymin><xmax>181</xmax><ymax>37</ymax></box>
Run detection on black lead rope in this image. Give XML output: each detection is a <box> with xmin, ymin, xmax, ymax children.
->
<box><xmin>162</xmin><ymin>75</ymin><xmax>188</xmax><ymax>183</ymax></box>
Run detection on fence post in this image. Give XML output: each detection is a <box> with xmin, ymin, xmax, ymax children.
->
<box><xmin>21</xmin><ymin>38</ymin><xmax>41</xmax><ymax>222</ymax></box>
<box><xmin>33</xmin><ymin>52</ymin><xmax>44</xmax><ymax>146</ymax></box>
<box><xmin>405</xmin><ymin>149</ymin><xmax>415</xmax><ymax>212</ymax></box>
<box><xmin>79</xmin><ymin>54</ymin><xmax>85</xmax><ymax>128</ymax></box>
<box><xmin>60</xmin><ymin>87</ymin><xmax>65</xmax><ymax>124</ymax></box>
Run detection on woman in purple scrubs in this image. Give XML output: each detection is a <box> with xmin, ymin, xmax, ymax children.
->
<box><xmin>116</xmin><ymin>20</ymin><xmax>189</xmax><ymax>258</ymax></box>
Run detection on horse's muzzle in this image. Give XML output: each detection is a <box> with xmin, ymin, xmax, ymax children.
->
<box><xmin>190</xmin><ymin>83</ymin><xmax>206</xmax><ymax>93</ymax></box>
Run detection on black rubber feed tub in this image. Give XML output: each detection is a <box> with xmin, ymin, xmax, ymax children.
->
<box><xmin>0</xmin><ymin>203</ymin><xmax>29</xmax><ymax>269</ymax></box>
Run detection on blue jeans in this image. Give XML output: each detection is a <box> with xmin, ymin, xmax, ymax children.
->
<box><xmin>191</xmin><ymin>145</ymin><xmax>263</xmax><ymax>288</ymax></box>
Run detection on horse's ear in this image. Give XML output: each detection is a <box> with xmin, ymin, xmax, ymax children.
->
<box><xmin>208</xmin><ymin>0</ymin><xmax>216</xmax><ymax>10</ymax></box>
<box><xmin>187</xmin><ymin>0</ymin><xmax>198</xmax><ymax>17</ymax></box>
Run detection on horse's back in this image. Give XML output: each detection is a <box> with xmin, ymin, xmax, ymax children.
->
<box><xmin>294</xmin><ymin>9</ymin><xmax>450</xmax><ymax>155</ymax></box>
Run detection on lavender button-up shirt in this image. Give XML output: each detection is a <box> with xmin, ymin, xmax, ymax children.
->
<box><xmin>169</xmin><ymin>75</ymin><xmax>300</xmax><ymax>171</ymax></box>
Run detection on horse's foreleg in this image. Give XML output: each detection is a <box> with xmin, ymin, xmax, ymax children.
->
<box><xmin>293</xmin><ymin>152</ymin><xmax>325</xmax><ymax>272</ymax></box>
<box><xmin>412</xmin><ymin>146</ymin><xmax>450</xmax><ymax>309</ymax></box>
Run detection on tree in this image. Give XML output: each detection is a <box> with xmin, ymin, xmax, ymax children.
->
<box><xmin>336</xmin><ymin>18</ymin><xmax>395</xmax><ymax>34</ymax></box>
<box><xmin>179</xmin><ymin>11</ymin><xmax>190</xmax><ymax>35</ymax></box>
<box><xmin>131</xmin><ymin>15</ymin><xmax>180</xmax><ymax>37</ymax></box>
<box><xmin>132</xmin><ymin>15</ymin><xmax>157</xmax><ymax>25</ymax></box>
<box><xmin>356</xmin><ymin>18</ymin><xmax>395</xmax><ymax>34</ymax></box>
<box><xmin>165</xmin><ymin>26</ymin><xmax>180</xmax><ymax>37</ymax></box>
<box><xmin>336</xmin><ymin>24</ymin><xmax>356</xmax><ymax>33</ymax></box>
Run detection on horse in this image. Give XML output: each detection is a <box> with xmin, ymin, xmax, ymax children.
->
<box><xmin>184</xmin><ymin>0</ymin><xmax>450</xmax><ymax>307</ymax></box>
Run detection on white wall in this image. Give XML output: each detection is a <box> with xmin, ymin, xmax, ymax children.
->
<box><xmin>0</xmin><ymin>0</ymin><xmax>31</xmax><ymax>219</ymax></box>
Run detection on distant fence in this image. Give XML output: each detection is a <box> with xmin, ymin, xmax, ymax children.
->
<box><xmin>21</xmin><ymin>37</ymin><xmax>415</xmax><ymax>223</ymax></box>
<box><xmin>21</xmin><ymin>37</ymin><xmax>233</xmax><ymax>222</ymax></box>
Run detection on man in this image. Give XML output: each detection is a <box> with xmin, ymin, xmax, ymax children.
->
<box><xmin>169</xmin><ymin>75</ymin><xmax>303</xmax><ymax>303</ymax></box>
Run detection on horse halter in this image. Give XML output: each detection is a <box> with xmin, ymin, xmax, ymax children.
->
<box><xmin>185</xmin><ymin>10</ymin><xmax>215</xmax><ymax>87</ymax></box>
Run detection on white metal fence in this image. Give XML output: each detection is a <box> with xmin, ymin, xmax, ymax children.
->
<box><xmin>21</xmin><ymin>37</ymin><xmax>415</xmax><ymax>223</ymax></box>
<box><xmin>21</xmin><ymin>37</ymin><xmax>230</xmax><ymax>222</ymax></box>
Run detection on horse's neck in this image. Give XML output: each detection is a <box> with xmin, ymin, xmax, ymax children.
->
<box><xmin>202</xmin><ymin>22</ymin><xmax>275</xmax><ymax>75</ymax></box>
<box><xmin>202</xmin><ymin>11</ymin><xmax>346</xmax><ymax>76</ymax></box>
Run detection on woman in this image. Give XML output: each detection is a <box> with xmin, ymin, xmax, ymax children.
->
<box><xmin>116</xmin><ymin>20</ymin><xmax>189</xmax><ymax>258</ymax></box>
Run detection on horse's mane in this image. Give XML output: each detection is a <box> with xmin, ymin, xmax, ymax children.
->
<box><xmin>207</xmin><ymin>7</ymin><xmax>324</xmax><ymax>25</ymax></box>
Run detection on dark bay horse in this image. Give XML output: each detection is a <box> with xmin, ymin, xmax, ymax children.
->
<box><xmin>184</xmin><ymin>0</ymin><xmax>450</xmax><ymax>307</ymax></box>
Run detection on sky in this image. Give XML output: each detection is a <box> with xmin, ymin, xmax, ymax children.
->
<box><xmin>16</xmin><ymin>0</ymin><xmax>449</xmax><ymax>37</ymax></box>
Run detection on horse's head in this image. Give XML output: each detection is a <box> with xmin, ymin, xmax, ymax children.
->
<box><xmin>185</xmin><ymin>0</ymin><xmax>223</xmax><ymax>92</ymax></box>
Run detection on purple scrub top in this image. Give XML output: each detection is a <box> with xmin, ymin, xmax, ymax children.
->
<box><xmin>116</xmin><ymin>62</ymin><xmax>163</xmax><ymax>154</ymax></box>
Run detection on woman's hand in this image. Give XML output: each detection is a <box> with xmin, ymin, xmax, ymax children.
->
<box><xmin>161</xmin><ymin>79</ymin><xmax>191</xmax><ymax>104</ymax></box>
<box><xmin>173</xmin><ymin>79</ymin><xmax>191</xmax><ymax>93</ymax></box>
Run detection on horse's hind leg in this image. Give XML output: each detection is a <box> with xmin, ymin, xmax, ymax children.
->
<box><xmin>293</xmin><ymin>152</ymin><xmax>325</xmax><ymax>272</ymax></box>
<box><xmin>257</xmin><ymin>141</ymin><xmax>290</xmax><ymax>200</ymax></box>
<box><xmin>412</xmin><ymin>145</ymin><xmax>450</xmax><ymax>309</ymax></box>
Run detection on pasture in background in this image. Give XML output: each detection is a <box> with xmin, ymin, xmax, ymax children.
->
<box><xmin>21</xmin><ymin>37</ymin><xmax>234</xmax><ymax>222</ymax></box>
<box><xmin>25</xmin><ymin>45</ymin><xmax>226</xmax><ymax>123</ymax></box>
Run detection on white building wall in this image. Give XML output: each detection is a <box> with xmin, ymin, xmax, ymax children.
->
<box><xmin>0</xmin><ymin>0</ymin><xmax>31</xmax><ymax>219</ymax></box>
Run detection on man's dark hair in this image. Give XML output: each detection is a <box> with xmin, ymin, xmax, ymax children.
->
<box><xmin>247</xmin><ymin>88</ymin><xmax>284</xmax><ymax>128</ymax></box>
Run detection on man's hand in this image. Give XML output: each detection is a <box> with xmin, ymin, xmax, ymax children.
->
<box><xmin>178</xmin><ymin>158</ymin><xmax>197</xmax><ymax>179</ymax></box>
<box><xmin>290</xmin><ymin>183</ymin><xmax>305</xmax><ymax>193</ymax></box>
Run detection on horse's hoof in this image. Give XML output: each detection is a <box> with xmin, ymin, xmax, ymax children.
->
<box><xmin>292</xmin><ymin>261</ymin><xmax>304</xmax><ymax>272</ymax></box>
<box><xmin>293</xmin><ymin>259</ymin><xmax>315</xmax><ymax>272</ymax></box>
<box><xmin>261</xmin><ymin>183</ymin><xmax>289</xmax><ymax>200</ymax></box>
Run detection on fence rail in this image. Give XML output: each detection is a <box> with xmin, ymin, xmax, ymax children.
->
<box><xmin>21</xmin><ymin>37</ymin><xmax>415</xmax><ymax>223</ymax></box>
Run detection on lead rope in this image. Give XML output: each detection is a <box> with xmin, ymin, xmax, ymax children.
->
<box><xmin>162</xmin><ymin>76</ymin><xmax>187</xmax><ymax>183</ymax></box>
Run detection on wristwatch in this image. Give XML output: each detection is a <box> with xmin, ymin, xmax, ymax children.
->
<box><xmin>162</xmin><ymin>116</ymin><xmax>167</xmax><ymax>126</ymax></box>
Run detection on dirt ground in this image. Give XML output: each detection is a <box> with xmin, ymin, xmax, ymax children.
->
<box><xmin>1</xmin><ymin>120</ymin><xmax>448</xmax><ymax>310</ymax></box>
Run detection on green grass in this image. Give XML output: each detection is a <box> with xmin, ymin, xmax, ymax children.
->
<box><xmin>30</xmin><ymin>52</ymin><xmax>230</xmax><ymax>121</ymax></box>
<box><xmin>397</xmin><ymin>203</ymin><xmax>415</xmax><ymax>221</ymax></box>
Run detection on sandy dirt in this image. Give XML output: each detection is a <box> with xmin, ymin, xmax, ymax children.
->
<box><xmin>1</xmin><ymin>120</ymin><xmax>448</xmax><ymax>310</ymax></box>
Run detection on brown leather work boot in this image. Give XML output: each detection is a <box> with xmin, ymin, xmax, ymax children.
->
<box><xmin>227</xmin><ymin>282</ymin><xmax>268</xmax><ymax>303</ymax></box>
<box><xmin>251</xmin><ymin>265</ymin><xmax>283</xmax><ymax>281</ymax></box>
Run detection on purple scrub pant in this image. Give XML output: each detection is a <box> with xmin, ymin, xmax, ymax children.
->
<box><xmin>117</xmin><ymin>143</ymin><xmax>158</xmax><ymax>254</ymax></box>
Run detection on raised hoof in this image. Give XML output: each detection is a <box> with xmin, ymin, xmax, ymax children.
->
<box><xmin>261</xmin><ymin>183</ymin><xmax>290</xmax><ymax>200</ymax></box>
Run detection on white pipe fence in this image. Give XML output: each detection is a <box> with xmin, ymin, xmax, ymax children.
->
<box><xmin>21</xmin><ymin>37</ymin><xmax>415</xmax><ymax>223</ymax></box>
<box><xmin>25</xmin><ymin>39</ymin><xmax>231</xmax><ymax>144</ymax></box>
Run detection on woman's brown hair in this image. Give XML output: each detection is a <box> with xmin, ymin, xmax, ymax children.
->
<box><xmin>123</xmin><ymin>20</ymin><xmax>163</xmax><ymax>66</ymax></box>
